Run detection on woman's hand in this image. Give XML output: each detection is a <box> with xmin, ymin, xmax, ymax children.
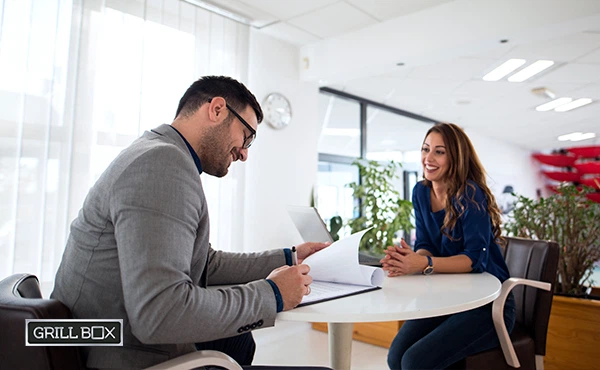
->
<box><xmin>380</xmin><ymin>239</ymin><xmax>428</xmax><ymax>277</ymax></box>
<box><xmin>295</xmin><ymin>241</ymin><xmax>330</xmax><ymax>263</ymax></box>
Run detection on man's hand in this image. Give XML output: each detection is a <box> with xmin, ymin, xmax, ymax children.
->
<box><xmin>380</xmin><ymin>239</ymin><xmax>428</xmax><ymax>277</ymax></box>
<box><xmin>295</xmin><ymin>241</ymin><xmax>330</xmax><ymax>263</ymax></box>
<box><xmin>267</xmin><ymin>264</ymin><xmax>312</xmax><ymax>311</ymax></box>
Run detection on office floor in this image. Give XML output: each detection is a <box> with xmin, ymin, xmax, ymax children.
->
<box><xmin>253</xmin><ymin>321</ymin><xmax>389</xmax><ymax>369</ymax></box>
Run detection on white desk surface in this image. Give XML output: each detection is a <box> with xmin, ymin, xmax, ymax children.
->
<box><xmin>277</xmin><ymin>272</ymin><xmax>501</xmax><ymax>323</ymax></box>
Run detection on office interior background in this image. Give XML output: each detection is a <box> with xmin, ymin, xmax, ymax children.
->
<box><xmin>1</xmin><ymin>1</ymin><xmax>599</xmax><ymax>366</ymax></box>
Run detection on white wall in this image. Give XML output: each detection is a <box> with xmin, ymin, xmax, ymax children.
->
<box><xmin>243</xmin><ymin>31</ymin><xmax>320</xmax><ymax>252</ymax></box>
<box><xmin>467</xmin><ymin>129</ymin><xmax>543</xmax><ymax>199</ymax></box>
<box><xmin>240</xmin><ymin>31</ymin><xmax>543</xmax><ymax>253</ymax></box>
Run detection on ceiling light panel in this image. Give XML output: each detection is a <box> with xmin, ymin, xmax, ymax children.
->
<box><xmin>558</xmin><ymin>132</ymin><xmax>582</xmax><ymax>141</ymax></box>
<box><xmin>576</xmin><ymin>133</ymin><xmax>597</xmax><ymax>141</ymax></box>
<box><xmin>554</xmin><ymin>98</ymin><xmax>593</xmax><ymax>112</ymax></box>
<box><xmin>535</xmin><ymin>97</ymin><xmax>572</xmax><ymax>112</ymax></box>
<box><xmin>508</xmin><ymin>60</ymin><xmax>554</xmax><ymax>82</ymax></box>
<box><xmin>558</xmin><ymin>132</ymin><xmax>596</xmax><ymax>141</ymax></box>
<box><xmin>482</xmin><ymin>59</ymin><xmax>526</xmax><ymax>81</ymax></box>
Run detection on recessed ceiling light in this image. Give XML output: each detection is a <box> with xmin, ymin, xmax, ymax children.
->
<box><xmin>482</xmin><ymin>59</ymin><xmax>526</xmax><ymax>81</ymax></box>
<box><xmin>558</xmin><ymin>132</ymin><xmax>596</xmax><ymax>141</ymax></box>
<box><xmin>536</xmin><ymin>97</ymin><xmax>572</xmax><ymax>112</ymax></box>
<box><xmin>576</xmin><ymin>133</ymin><xmax>596</xmax><ymax>141</ymax></box>
<box><xmin>508</xmin><ymin>60</ymin><xmax>554</xmax><ymax>82</ymax></box>
<box><xmin>554</xmin><ymin>98</ymin><xmax>593</xmax><ymax>112</ymax></box>
<box><xmin>558</xmin><ymin>132</ymin><xmax>581</xmax><ymax>141</ymax></box>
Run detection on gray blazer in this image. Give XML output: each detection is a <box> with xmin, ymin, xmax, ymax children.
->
<box><xmin>52</xmin><ymin>124</ymin><xmax>285</xmax><ymax>369</ymax></box>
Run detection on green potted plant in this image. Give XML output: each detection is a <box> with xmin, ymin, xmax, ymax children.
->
<box><xmin>346</xmin><ymin>160</ymin><xmax>414</xmax><ymax>256</ymax></box>
<box><xmin>504</xmin><ymin>184</ymin><xmax>600</xmax><ymax>295</ymax></box>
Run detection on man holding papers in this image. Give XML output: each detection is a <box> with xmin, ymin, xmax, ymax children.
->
<box><xmin>51</xmin><ymin>76</ymin><xmax>330</xmax><ymax>369</ymax></box>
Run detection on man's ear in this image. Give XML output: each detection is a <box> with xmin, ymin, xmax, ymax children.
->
<box><xmin>208</xmin><ymin>97</ymin><xmax>226</xmax><ymax>122</ymax></box>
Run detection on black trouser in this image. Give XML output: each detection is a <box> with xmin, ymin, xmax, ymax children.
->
<box><xmin>195</xmin><ymin>332</ymin><xmax>332</xmax><ymax>370</ymax></box>
<box><xmin>195</xmin><ymin>332</ymin><xmax>256</xmax><ymax>366</ymax></box>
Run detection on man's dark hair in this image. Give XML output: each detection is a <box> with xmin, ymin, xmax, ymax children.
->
<box><xmin>175</xmin><ymin>76</ymin><xmax>263</xmax><ymax>123</ymax></box>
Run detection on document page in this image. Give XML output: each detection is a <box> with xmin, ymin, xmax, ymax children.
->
<box><xmin>299</xmin><ymin>228</ymin><xmax>384</xmax><ymax>307</ymax></box>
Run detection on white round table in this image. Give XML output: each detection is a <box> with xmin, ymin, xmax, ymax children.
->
<box><xmin>277</xmin><ymin>273</ymin><xmax>501</xmax><ymax>370</ymax></box>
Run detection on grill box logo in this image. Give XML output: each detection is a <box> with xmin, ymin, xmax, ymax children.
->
<box><xmin>26</xmin><ymin>319</ymin><xmax>123</xmax><ymax>346</ymax></box>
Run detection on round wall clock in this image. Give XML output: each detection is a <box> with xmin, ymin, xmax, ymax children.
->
<box><xmin>263</xmin><ymin>93</ymin><xmax>292</xmax><ymax>129</ymax></box>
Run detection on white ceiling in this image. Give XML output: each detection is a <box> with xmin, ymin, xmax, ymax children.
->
<box><xmin>208</xmin><ymin>0</ymin><xmax>600</xmax><ymax>151</ymax></box>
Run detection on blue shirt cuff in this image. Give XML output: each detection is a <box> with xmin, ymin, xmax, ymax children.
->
<box><xmin>460</xmin><ymin>249</ymin><xmax>487</xmax><ymax>273</ymax></box>
<box><xmin>266</xmin><ymin>279</ymin><xmax>284</xmax><ymax>312</ymax></box>
<box><xmin>283</xmin><ymin>248</ymin><xmax>292</xmax><ymax>266</ymax></box>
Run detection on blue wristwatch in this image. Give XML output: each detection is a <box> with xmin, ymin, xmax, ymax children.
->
<box><xmin>423</xmin><ymin>255</ymin><xmax>434</xmax><ymax>275</ymax></box>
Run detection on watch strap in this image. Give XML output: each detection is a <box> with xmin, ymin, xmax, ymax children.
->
<box><xmin>423</xmin><ymin>255</ymin><xmax>434</xmax><ymax>275</ymax></box>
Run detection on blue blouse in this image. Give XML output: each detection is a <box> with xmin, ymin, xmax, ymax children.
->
<box><xmin>412</xmin><ymin>181</ymin><xmax>510</xmax><ymax>282</ymax></box>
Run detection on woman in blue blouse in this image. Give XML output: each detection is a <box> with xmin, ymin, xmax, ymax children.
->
<box><xmin>381</xmin><ymin>123</ymin><xmax>516</xmax><ymax>370</ymax></box>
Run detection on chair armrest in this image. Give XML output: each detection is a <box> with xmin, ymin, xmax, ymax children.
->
<box><xmin>144</xmin><ymin>350</ymin><xmax>243</xmax><ymax>370</ymax></box>
<box><xmin>492</xmin><ymin>277</ymin><xmax>551</xmax><ymax>368</ymax></box>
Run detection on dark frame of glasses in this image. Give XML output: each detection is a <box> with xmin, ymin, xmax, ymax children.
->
<box><xmin>208</xmin><ymin>98</ymin><xmax>256</xmax><ymax>149</ymax></box>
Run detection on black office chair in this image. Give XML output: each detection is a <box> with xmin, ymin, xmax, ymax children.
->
<box><xmin>0</xmin><ymin>273</ymin><xmax>331</xmax><ymax>370</ymax></box>
<box><xmin>460</xmin><ymin>237</ymin><xmax>559</xmax><ymax>370</ymax></box>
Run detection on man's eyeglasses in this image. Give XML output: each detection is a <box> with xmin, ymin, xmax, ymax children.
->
<box><xmin>208</xmin><ymin>98</ymin><xmax>256</xmax><ymax>149</ymax></box>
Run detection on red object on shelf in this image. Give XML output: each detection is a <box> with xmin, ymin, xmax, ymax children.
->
<box><xmin>546</xmin><ymin>184</ymin><xmax>583</xmax><ymax>194</ymax></box>
<box><xmin>532</xmin><ymin>153</ymin><xmax>577</xmax><ymax>167</ymax></box>
<box><xmin>541</xmin><ymin>171</ymin><xmax>581</xmax><ymax>182</ymax></box>
<box><xmin>573</xmin><ymin>161</ymin><xmax>600</xmax><ymax>174</ymax></box>
<box><xmin>580</xmin><ymin>177</ymin><xmax>600</xmax><ymax>189</ymax></box>
<box><xmin>586</xmin><ymin>193</ymin><xmax>600</xmax><ymax>203</ymax></box>
<box><xmin>566</xmin><ymin>145</ymin><xmax>600</xmax><ymax>158</ymax></box>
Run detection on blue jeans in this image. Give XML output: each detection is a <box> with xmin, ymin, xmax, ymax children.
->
<box><xmin>387</xmin><ymin>293</ymin><xmax>516</xmax><ymax>370</ymax></box>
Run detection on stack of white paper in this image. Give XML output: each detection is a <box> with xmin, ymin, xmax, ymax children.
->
<box><xmin>300</xmin><ymin>228</ymin><xmax>384</xmax><ymax>306</ymax></box>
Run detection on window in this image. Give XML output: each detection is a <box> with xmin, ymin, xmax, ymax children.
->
<box><xmin>0</xmin><ymin>0</ymin><xmax>250</xmax><ymax>295</ymax></box>
<box><xmin>316</xmin><ymin>159</ymin><xmax>358</xmax><ymax>239</ymax></box>
<box><xmin>316</xmin><ymin>87</ymin><xmax>437</xmax><ymax>240</ymax></box>
<box><xmin>318</xmin><ymin>94</ymin><xmax>361</xmax><ymax>158</ymax></box>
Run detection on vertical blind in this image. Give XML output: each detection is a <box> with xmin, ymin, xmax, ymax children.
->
<box><xmin>0</xmin><ymin>0</ymin><xmax>250</xmax><ymax>294</ymax></box>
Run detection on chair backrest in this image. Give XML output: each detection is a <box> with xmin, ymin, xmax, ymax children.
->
<box><xmin>0</xmin><ymin>273</ymin><xmax>85</xmax><ymax>370</ymax></box>
<box><xmin>502</xmin><ymin>237</ymin><xmax>559</xmax><ymax>356</ymax></box>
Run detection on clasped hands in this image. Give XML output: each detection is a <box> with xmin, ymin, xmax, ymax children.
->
<box><xmin>266</xmin><ymin>241</ymin><xmax>330</xmax><ymax>310</ymax></box>
<box><xmin>380</xmin><ymin>239</ymin><xmax>428</xmax><ymax>277</ymax></box>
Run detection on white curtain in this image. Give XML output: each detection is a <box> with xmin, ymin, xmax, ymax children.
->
<box><xmin>0</xmin><ymin>0</ymin><xmax>250</xmax><ymax>294</ymax></box>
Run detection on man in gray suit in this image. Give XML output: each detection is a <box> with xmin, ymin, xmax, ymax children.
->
<box><xmin>52</xmin><ymin>76</ymin><xmax>329</xmax><ymax>369</ymax></box>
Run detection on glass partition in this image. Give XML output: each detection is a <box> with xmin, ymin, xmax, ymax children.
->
<box><xmin>366</xmin><ymin>107</ymin><xmax>431</xmax><ymax>166</ymax></box>
<box><xmin>318</xmin><ymin>94</ymin><xmax>361</xmax><ymax>158</ymax></box>
<box><xmin>366</xmin><ymin>106</ymin><xmax>432</xmax><ymax>203</ymax></box>
<box><xmin>316</xmin><ymin>160</ymin><xmax>358</xmax><ymax>239</ymax></box>
<box><xmin>316</xmin><ymin>88</ymin><xmax>438</xmax><ymax>242</ymax></box>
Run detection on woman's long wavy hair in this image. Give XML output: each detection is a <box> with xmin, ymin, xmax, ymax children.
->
<box><xmin>422</xmin><ymin>123</ymin><xmax>505</xmax><ymax>246</ymax></box>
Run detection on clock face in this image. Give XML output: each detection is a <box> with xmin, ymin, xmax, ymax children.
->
<box><xmin>263</xmin><ymin>93</ymin><xmax>292</xmax><ymax>129</ymax></box>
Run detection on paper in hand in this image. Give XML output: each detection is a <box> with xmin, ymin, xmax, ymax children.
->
<box><xmin>299</xmin><ymin>228</ymin><xmax>384</xmax><ymax>306</ymax></box>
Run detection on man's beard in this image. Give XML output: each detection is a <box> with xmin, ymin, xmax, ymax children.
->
<box><xmin>199</xmin><ymin>123</ymin><xmax>232</xmax><ymax>178</ymax></box>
